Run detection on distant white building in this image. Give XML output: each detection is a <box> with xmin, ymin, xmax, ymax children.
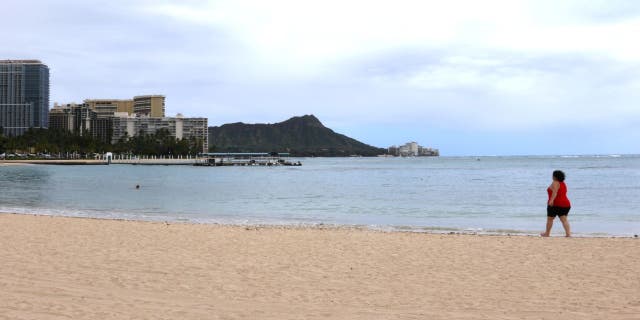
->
<box><xmin>389</xmin><ymin>141</ymin><xmax>439</xmax><ymax>157</ymax></box>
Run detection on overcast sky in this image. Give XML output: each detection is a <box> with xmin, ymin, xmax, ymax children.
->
<box><xmin>2</xmin><ymin>0</ymin><xmax>639</xmax><ymax>155</ymax></box>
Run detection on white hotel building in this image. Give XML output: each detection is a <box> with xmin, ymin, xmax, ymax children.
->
<box><xmin>111</xmin><ymin>113</ymin><xmax>208</xmax><ymax>153</ymax></box>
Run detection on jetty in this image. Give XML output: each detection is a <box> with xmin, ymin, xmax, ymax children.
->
<box><xmin>195</xmin><ymin>153</ymin><xmax>301</xmax><ymax>167</ymax></box>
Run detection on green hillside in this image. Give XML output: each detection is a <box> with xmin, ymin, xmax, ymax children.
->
<box><xmin>208</xmin><ymin>115</ymin><xmax>384</xmax><ymax>156</ymax></box>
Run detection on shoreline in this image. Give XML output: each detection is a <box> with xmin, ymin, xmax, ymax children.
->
<box><xmin>0</xmin><ymin>159</ymin><xmax>107</xmax><ymax>165</ymax></box>
<box><xmin>1</xmin><ymin>213</ymin><xmax>638</xmax><ymax>319</ymax></box>
<box><xmin>0</xmin><ymin>162</ymin><xmax>34</xmax><ymax>166</ymax></box>
<box><xmin>2</xmin><ymin>212</ymin><xmax>636</xmax><ymax>238</ymax></box>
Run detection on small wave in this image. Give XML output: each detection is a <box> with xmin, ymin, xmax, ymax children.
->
<box><xmin>383</xmin><ymin>225</ymin><xmax>534</xmax><ymax>236</ymax></box>
<box><xmin>1</xmin><ymin>209</ymin><xmax>629</xmax><ymax>237</ymax></box>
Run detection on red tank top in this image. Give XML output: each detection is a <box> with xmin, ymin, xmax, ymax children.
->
<box><xmin>547</xmin><ymin>181</ymin><xmax>571</xmax><ymax>207</ymax></box>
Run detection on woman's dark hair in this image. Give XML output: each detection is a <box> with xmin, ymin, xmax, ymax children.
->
<box><xmin>553</xmin><ymin>170</ymin><xmax>566</xmax><ymax>182</ymax></box>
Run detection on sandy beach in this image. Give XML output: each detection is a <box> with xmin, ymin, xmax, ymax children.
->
<box><xmin>0</xmin><ymin>160</ymin><xmax>106</xmax><ymax>165</ymax></box>
<box><xmin>0</xmin><ymin>162</ymin><xmax>33</xmax><ymax>166</ymax></box>
<box><xmin>0</xmin><ymin>214</ymin><xmax>638</xmax><ymax>319</ymax></box>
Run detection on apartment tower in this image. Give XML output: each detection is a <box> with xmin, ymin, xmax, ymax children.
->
<box><xmin>0</xmin><ymin>60</ymin><xmax>50</xmax><ymax>136</ymax></box>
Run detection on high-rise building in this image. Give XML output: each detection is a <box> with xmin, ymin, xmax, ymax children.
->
<box><xmin>48</xmin><ymin>103</ymin><xmax>112</xmax><ymax>144</ymax></box>
<box><xmin>83</xmin><ymin>99</ymin><xmax>132</xmax><ymax>118</ymax></box>
<box><xmin>0</xmin><ymin>60</ymin><xmax>50</xmax><ymax>136</ymax></box>
<box><xmin>83</xmin><ymin>95</ymin><xmax>164</xmax><ymax>118</ymax></box>
<box><xmin>48</xmin><ymin>104</ymin><xmax>74</xmax><ymax>132</ymax></box>
<box><xmin>133</xmin><ymin>95</ymin><xmax>165</xmax><ymax>117</ymax></box>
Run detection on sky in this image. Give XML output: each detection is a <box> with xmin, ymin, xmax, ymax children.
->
<box><xmin>1</xmin><ymin>0</ymin><xmax>639</xmax><ymax>155</ymax></box>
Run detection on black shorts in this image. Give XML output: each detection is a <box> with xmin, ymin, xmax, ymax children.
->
<box><xmin>547</xmin><ymin>206</ymin><xmax>571</xmax><ymax>217</ymax></box>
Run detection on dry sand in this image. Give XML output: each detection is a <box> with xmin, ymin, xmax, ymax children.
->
<box><xmin>0</xmin><ymin>214</ymin><xmax>638</xmax><ymax>320</ymax></box>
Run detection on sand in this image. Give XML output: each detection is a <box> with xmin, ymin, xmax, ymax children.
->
<box><xmin>0</xmin><ymin>214</ymin><xmax>638</xmax><ymax>319</ymax></box>
<box><xmin>0</xmin><ymin>162</ymin><xmax>32</xmax><ymax>166</ymax></box>
<box><xmin>0</xmin><ymin>160</ymin><xmax>106</xmax><ymax>165</ymax></box>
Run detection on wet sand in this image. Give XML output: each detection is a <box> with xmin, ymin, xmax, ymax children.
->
<box><xmin>0</xmin><ymin>213</ymin><xmax>638</xmax><ymax>319</ymax></box>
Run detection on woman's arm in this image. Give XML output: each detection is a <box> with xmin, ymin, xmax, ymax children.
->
<box><xmin>548</xmin><ymin>181</ymin><xmax>559</xmax><ymax>206</ymax></box>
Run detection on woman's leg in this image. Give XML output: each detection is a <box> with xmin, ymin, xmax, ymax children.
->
<box><xmin>559</xmin><ymin>215</ymin><xmax>571</xmax><ymax>237</ymax></box>
<box><xmin>541</xmin><ymin>216</ymin><xmax>555</xmax><ymax>237</ymax></box>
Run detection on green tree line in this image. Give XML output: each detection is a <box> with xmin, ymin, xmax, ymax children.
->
<box><xmin>0</xmin><ymin>127</ymin><xmax>203</xmax><ymax>156</ymax></box>
<box><xmin>113</xmin><ymin>129</ymin><xmax>202</xmax><ymax>156</ymax></box>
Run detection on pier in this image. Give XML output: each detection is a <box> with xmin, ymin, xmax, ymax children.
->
<box><xmin>111</xmin><ymin>158</ymin><xmax>196</xmax><ymax>165</ymax></box>
<box><xmin>195</xmin><ymin>153</ymin><xmax>301</xmax><ymax>167</ymax></box>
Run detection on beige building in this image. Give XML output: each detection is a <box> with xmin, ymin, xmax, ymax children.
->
<box><xmin>84</xmin><ymin>99</ymin><xmax>134</xmax><ymax>117</ymax></box>
<box><xmin>48</xmin><ymin>104</ymin><xmax>74</xmax><ymax>132</ymax></box>
<box><xmin>133</xmin><ymin>95</ymin><xmax>165</xmax><ymax>117</ymax></box>
<box><xmin>83</xmin><ymin>95</ymin><xmax>164</xmax><ymax>118</ymax></box>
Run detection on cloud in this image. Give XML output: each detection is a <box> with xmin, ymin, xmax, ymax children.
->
<box><xmin>321</xmin><ymin>48</ymin><xmax>640</xmax><ymax>131</ymax></box>
<box><xmin>1</xmin><ymin>0</ymin><xmax>639</xmax><ymax>154</ymax></box>
<box><xmin>145</xmin><ymin>0</ymin><xmax>640</xmax><ymax>66</ymax></box>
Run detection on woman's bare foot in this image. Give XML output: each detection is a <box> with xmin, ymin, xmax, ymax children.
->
<box><xmin>540</xmin><ymin>232</ymin><xmax>550</xmax><ymax>237</ymax></box>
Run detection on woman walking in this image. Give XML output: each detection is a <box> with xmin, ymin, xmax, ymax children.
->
<box><xmin>541</xmin><ymin>170</ymin><xmax>571</xmax><ymax>237</ymax></box>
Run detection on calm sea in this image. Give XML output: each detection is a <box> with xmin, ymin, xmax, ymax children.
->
<box><xmin>1</xmin><ymin>156</ymin><xmax>638</xmax><ymax>236</ymax></box>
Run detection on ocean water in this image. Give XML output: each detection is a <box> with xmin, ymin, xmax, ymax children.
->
<box><xmin>1</xmin><ymin>155</ymin><xmax>639</xmax><ymax>236</ymax></box>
